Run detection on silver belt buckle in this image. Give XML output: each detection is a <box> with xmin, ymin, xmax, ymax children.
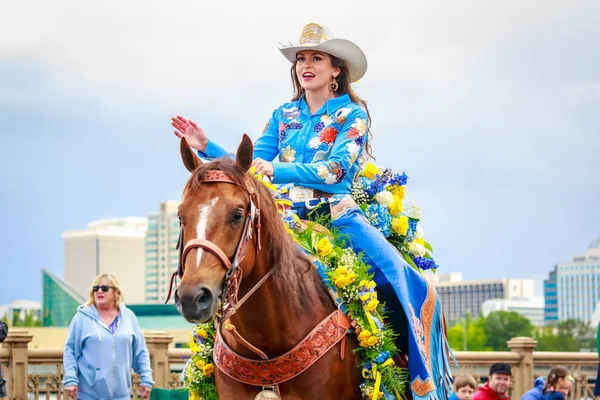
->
<box><xmin>289</xmin><ymin>186</ymin><xmax>314</xmax><ymax>202</ymax></box>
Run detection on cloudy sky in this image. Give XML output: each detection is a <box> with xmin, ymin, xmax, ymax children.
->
<box><xmin>1</xmin><ymin>0</ymin><xmax>599</xmax><ymax>304</ymax></box>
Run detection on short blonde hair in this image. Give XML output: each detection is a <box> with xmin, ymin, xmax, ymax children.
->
<box><xmin>85</xmin><ymin>273</ymin><xmax>125</xmax><ymax>307</ymax></box>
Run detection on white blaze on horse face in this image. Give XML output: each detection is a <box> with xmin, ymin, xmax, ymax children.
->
<box><xmin>195</xmin><ymin>197</ymin><xmax>219</xmax><ymax>267</ymax></box>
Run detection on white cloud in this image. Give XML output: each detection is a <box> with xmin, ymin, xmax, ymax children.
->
<box><xmin>563</xmin><ymin>81</ymin><xmax>600</xmax><ymax>105</ymax></box>
<box><xmin>0</xmin><ymin>0</ymin><xmax>595</xmax><ymax>98</ymax></box>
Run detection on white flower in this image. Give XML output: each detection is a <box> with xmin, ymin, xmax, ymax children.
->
<box><xmin>408</xmin><ymin>241</ymin><xmax>426</xmax><ymax>257</ymax></box>
<box><xmin>416</xmin><ymin>225</ymin><xmax>424</xmax><ymax>240</ymax></box>
<box><xmin>375</xmin><ymin>191</ymin><xmax>394</xmax><ymax>207</ymax></box>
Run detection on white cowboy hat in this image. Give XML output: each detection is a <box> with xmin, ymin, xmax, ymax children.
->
<box><xmin>279</xmin><ymin>23</ymin><xmax>368</xmax><ymax>83</ymax></box>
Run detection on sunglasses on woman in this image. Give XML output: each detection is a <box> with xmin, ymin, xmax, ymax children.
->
<box><xmin>93</xmin><ymin>285</ymin><xmax>115</xmax><ymax>293</ymax></box>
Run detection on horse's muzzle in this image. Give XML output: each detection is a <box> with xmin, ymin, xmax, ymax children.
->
<box><xmin>174</xmin><ymin>284</ymin><xmax>218</xmax><ymax>324</ymax></box>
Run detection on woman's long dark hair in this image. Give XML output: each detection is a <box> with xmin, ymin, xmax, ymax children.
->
<box><xmin>289</xmin><ymin>54</ymin><xmax>374</xmax><ymax>162</ymax></box>
<box><xmin>542</xmin><ymin>366</ymin><xmax>569</xmax><ymax>394</ymax></box>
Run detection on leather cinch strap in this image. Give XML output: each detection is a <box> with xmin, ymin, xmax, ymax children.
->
<box><xmin>213</xmin><ymin>309</ymin><xmax>350</xmax><ymax>386</ymax></box>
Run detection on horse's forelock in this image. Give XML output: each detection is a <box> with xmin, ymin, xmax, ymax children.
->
<box><xmin>183</xmin><ymin>158</ymin><xmax>333</xmax><ymax>316</ymax></box>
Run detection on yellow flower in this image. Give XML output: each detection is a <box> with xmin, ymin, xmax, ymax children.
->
<box><xmin>359</xmin><ymin>292</ymin><xmax>371</xmax><ymax>301</ymax></box>
<box><xmin>202</xmin><ymin>363</ymin><xmax>215</xmax><ymax>376</ymax></box>
<box><xmin>190</xmin><ymin>393</ymin><xmax>202</xmax><ymax>400</ymax></box>
<box><xmin>389</xmin><ymin>184</ymin><xmax>405</xmax><ymax>200</ymax></box>
<box><xmin>366</xmin><ymin>299</ymin><xmax>380</xmax><ymax>312</ymax></box>
<box><xmin>361</xmin><ymin>162</ymin><xmax>381</xmax><ymax>180</ymax></box>
<box><xmin>391</xmin><ymin>216</ymin><xmax>409</xmax><ymax>236</ymax></box>
<box><xmin>195</xmin><ymin>359</ymin><xmax>206</xmax><ymax>368</ymax></box>
<box><xmin>346</xmin><ymin>272</ymin><xmax>357</xmax><ymax>284</ymax></box>
<box><xmin>367</xmin><ymin>336</ymin><xmax>379</xmax><ymax>347</ymax></box>
<box><xmin>388</xmin><ymin>198</ymin><xmax>403</xmax><ymax>215</ymax></box>
<box><xmin>334</xmin><ymin>276</ymin><xmax>350</xmax><ymax>288</ymax></box>
<box><xmin>317</xmin><ymin>237</ymin><xmax>333</xmax><ymax>257</ymax></box>
<box><xmin>335</xmin><ymin>266</ymin><xmax>349</xmax><ymax>275</ymax></box>
<box><xmin>359</xmin><ymin>293</ymin><xmax>372</xmax><ymax>302</ymax></box>
<box><xmin>358</xmin><ymin>330</ymin><xmax>372</xmax><ymax>341</ymax></box>
<box><xmin>415</xmin><ymin>237</ymin><xmax>425</xmax><ymax>245</ymax></box>
<box><xmin>189</xmin><ymin>341</ymin><xmax>199</xmax><ymax>354</ymax></box>
<box><xmin>195</xmin><ymin>328</ymin><xmax>208</xmax><ymax>339</ymax></box>
<box><xmin>367</xmin><ymin>280</ymin><xmax>377</xmax><ymax>289</ymax></box>
<box><xmin>249</xmin><ymin>166</ymin><xmax>263</xmax><ymax>180</ymax></box>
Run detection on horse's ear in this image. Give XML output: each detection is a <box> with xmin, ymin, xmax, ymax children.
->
<box><xmin>236</xmin><ymin>134</ymin><xmax>254</xmax><ymax>171</ymax></box>
<box><xmin>180</xmin><ymin>138</ymin><xmax>203</xmax><ymax>173</ymax></box>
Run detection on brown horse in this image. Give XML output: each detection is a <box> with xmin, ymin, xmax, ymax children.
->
<box><xmin>174</xmin><ymin>135</ymin><xmax>362</xmax><ymax>399</ymax></box>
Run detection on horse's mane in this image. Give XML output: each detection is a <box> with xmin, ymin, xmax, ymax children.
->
<box><xmin>185</xmin><ymin>158</ymin><xmax>333</xmax><ymax>315</ymax></box>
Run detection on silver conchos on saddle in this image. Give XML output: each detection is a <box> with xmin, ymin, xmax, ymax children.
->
<box><xmin>255</xmin><ymin>387</ymin><xmax>280</xmax><ymax>400</ymax></box>
<box><xmin>289</xmin><ymin>186</ymin><xmax>315</xmax><ymax>202</ymax></box>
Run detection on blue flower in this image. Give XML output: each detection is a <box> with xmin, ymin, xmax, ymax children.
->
<box><xmin>413</xmin><ymin>256</ymin><xmax>437</xmax><ymax>270</ymax></box>
<box><xmin>389</xmin><ymin>172</ymin><xmax>408</xmax><ymax>186</ymax></box>
<box><xmin>374</xmin><ymin>351</ymin><xmax>391</xmax><ymax>364</ymax></box>
<box><xmin>405</xmin><ymin>218</ymin><xmax>418</xmax><ymax>242</ymax></box>
<box><xmin>364</xmin><ymin>204</ymin><xmax>392</xmax><ymax>237</ymax></box>
<box><xmin>313</xmin><ymin>121</ymin><xmax>325</xmax><ymax>132</ymax></box>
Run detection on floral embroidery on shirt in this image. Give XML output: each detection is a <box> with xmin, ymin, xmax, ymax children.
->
<box><xmin>313</xmin><ymin>121</ymin><xmax>325</xmax><ymax>132</ymax></box>
<box><xmin>320</xmin><ymin>114</ymin><xmax>333</xmax><ymax>125</ymax></box>
<box><xmin>353</xmin><ymin>117</ymin><xmax>368</xmax><ymax>135</ymax></box>
<box><xmin>347</xmin><ymin>117</ymin><xmax>367</xmax><ymax>139</ymax></box>
<box><xmin>347</xmin><ymin>127</ymin><xmax>361</xmax><ymax>139</ymax></box>
<box><xmin>319</xmin><ymin>126</ymin><xmax>338</xmax><ymax>145</ymax></box>
<box><xmin>308</xmin><ymin>137</ymin><xmax>322</xmax><ymax>149</ymax></box>
<box><xmin>262</xmin><ymin>119</ymin><xmax>271</xmax><ymax>134</ymax></box>
<box><xmin>317</xmin><ymin>164</ymin><xmax>337</xmax><ymax>184</ymax></box>
<box><xmin>346</xmin><ymin>142</ymin><xmax>360</xmax><ymax>164</ymax></box>
<box><xmin>287</xmin><ymin>121</ymin><xmax>302</xmax><ymax>130</ymax></box>
<box><xmin>327</xmin><ymin>161</ymin><xmax>346</xmax><ymax>184</ymax></box>
<box><xmin>280</xmin><ymin>146</ymin><xmax>296</xmax><ymax>163</ymax></box>
<box><xmin>354</xmin><ymin>136</ymin><xmax>365</xmax><ymax>147</ymax></box>
<box><xmin>282</xmin><ymin>106</ymin><xmax>300</xmax><ymax>120</ymax></box>
<box><xmin>278</xmin><ymin>123</ymin><xmax>287</xmax><ymax>143</ymax></box>
<box><xmin>335</xmin><ymin>115</ymin><xmax>347</xmax><ymax>125</ymax></box>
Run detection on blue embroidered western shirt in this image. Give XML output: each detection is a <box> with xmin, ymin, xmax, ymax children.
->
<box><xmin>199</xmin><ymin>94</ymin><xmax>369</xmax><ymax>194</ymax></box>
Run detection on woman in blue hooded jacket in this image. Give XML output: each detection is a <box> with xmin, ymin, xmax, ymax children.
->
<box><xmin>62</xmin><ymin>273</ymin><xmax>153</xmax><ymax>400</ymax></box>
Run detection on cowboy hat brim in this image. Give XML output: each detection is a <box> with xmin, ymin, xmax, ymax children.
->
<box><xmin>279</xmin><ymin>38</ymin><xmax>367</xmax><ymax>83</ymax></box>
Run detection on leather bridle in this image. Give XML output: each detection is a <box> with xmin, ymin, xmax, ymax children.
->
<box><xmin>165</xmin><ymin>170</ymin><xmax>266</xmax><ymax>323</ymax></box>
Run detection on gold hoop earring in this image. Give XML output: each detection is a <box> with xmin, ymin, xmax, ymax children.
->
<box><xmin>330</xmin><ymin>78</ymin><xmax>339</xmax><ymax>92</ymax></box>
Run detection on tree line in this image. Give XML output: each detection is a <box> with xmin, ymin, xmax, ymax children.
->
<box><xmin>446</xmin><ymin>311</ymin><xmax>596</xmax><ymax>352</ymax></box>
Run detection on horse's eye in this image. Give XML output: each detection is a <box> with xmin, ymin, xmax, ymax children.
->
<box><xmin>232</xmin><ymin>210</ymin><xmax>244</xmax><ymax>223</ymax></box>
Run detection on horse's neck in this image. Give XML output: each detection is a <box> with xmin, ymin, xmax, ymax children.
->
<box><xmin>225</xmin><ymin>249</ymin><xmax>334</xmax><ymax>358</ymax></box>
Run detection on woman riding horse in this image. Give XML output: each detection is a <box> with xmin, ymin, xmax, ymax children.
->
<box><xmin>172</xmin><ymin>22</ymin><xmax>453</xmax><ymax>400</ymax></box>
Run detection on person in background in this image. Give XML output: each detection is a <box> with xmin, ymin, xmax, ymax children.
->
<box><xmin>0</xmin><ymin>318</ymin><xmax>7</xmax><ymax>398</ymax></box>
<box><xmin>473</xmin><ymin>363</ymin><xmax>512</xmax><ymax>400</ymax></box>
<box><xmin>62</xmin><ymin>273</ymin><xmax>154</xmax><ymax>400</ymax></box>
<box><xmin>450</xmin><ymin>375</ymin><xmax>478</xmax><ymax>400</ymax></box>
<box><xmin>563</xmin><ymin>375</ymin><xmax>574</xmax><ymax>399</ymax></box>
<box><xmin>541</xmin><ymin>366</ymin><xmax>569</xmax><ymax>400</ymax></box>
<box><xmin>521</xmin><ymin>377</ymin><xmax>547</xmax><ymax>400</ymax></box>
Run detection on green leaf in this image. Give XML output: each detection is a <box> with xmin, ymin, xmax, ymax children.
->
<box><xmin>423</xmin><ymin>241</ymin><xmax>433</xmax><ymax>252</ymax></box>
<box><xmin>359</xmin><ymin>203</ymin><xmax>368</xmax><ymax>212</ymax></box>
<box><xmin>402</xmin><ymin>252</ymin><xmax>418</xmax><ymax>270</ymax></box>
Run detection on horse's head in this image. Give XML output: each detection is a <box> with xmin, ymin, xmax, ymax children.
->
<box><xmin>175</xmin><ymin>135</ymin><xmax>258</xmax><ymax>324</ymax></box>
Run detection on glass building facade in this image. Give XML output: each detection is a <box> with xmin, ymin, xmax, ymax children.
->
<box><xmin>42</xmin><ymin>269</ymin><xmax>86</xmax><ymax>327</ymax></box>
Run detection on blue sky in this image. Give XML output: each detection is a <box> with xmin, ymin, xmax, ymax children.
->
<box><xmin>1</xmin><ymin>1</ymin><xmax>599</xmax><ymax>304</ymax></box>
